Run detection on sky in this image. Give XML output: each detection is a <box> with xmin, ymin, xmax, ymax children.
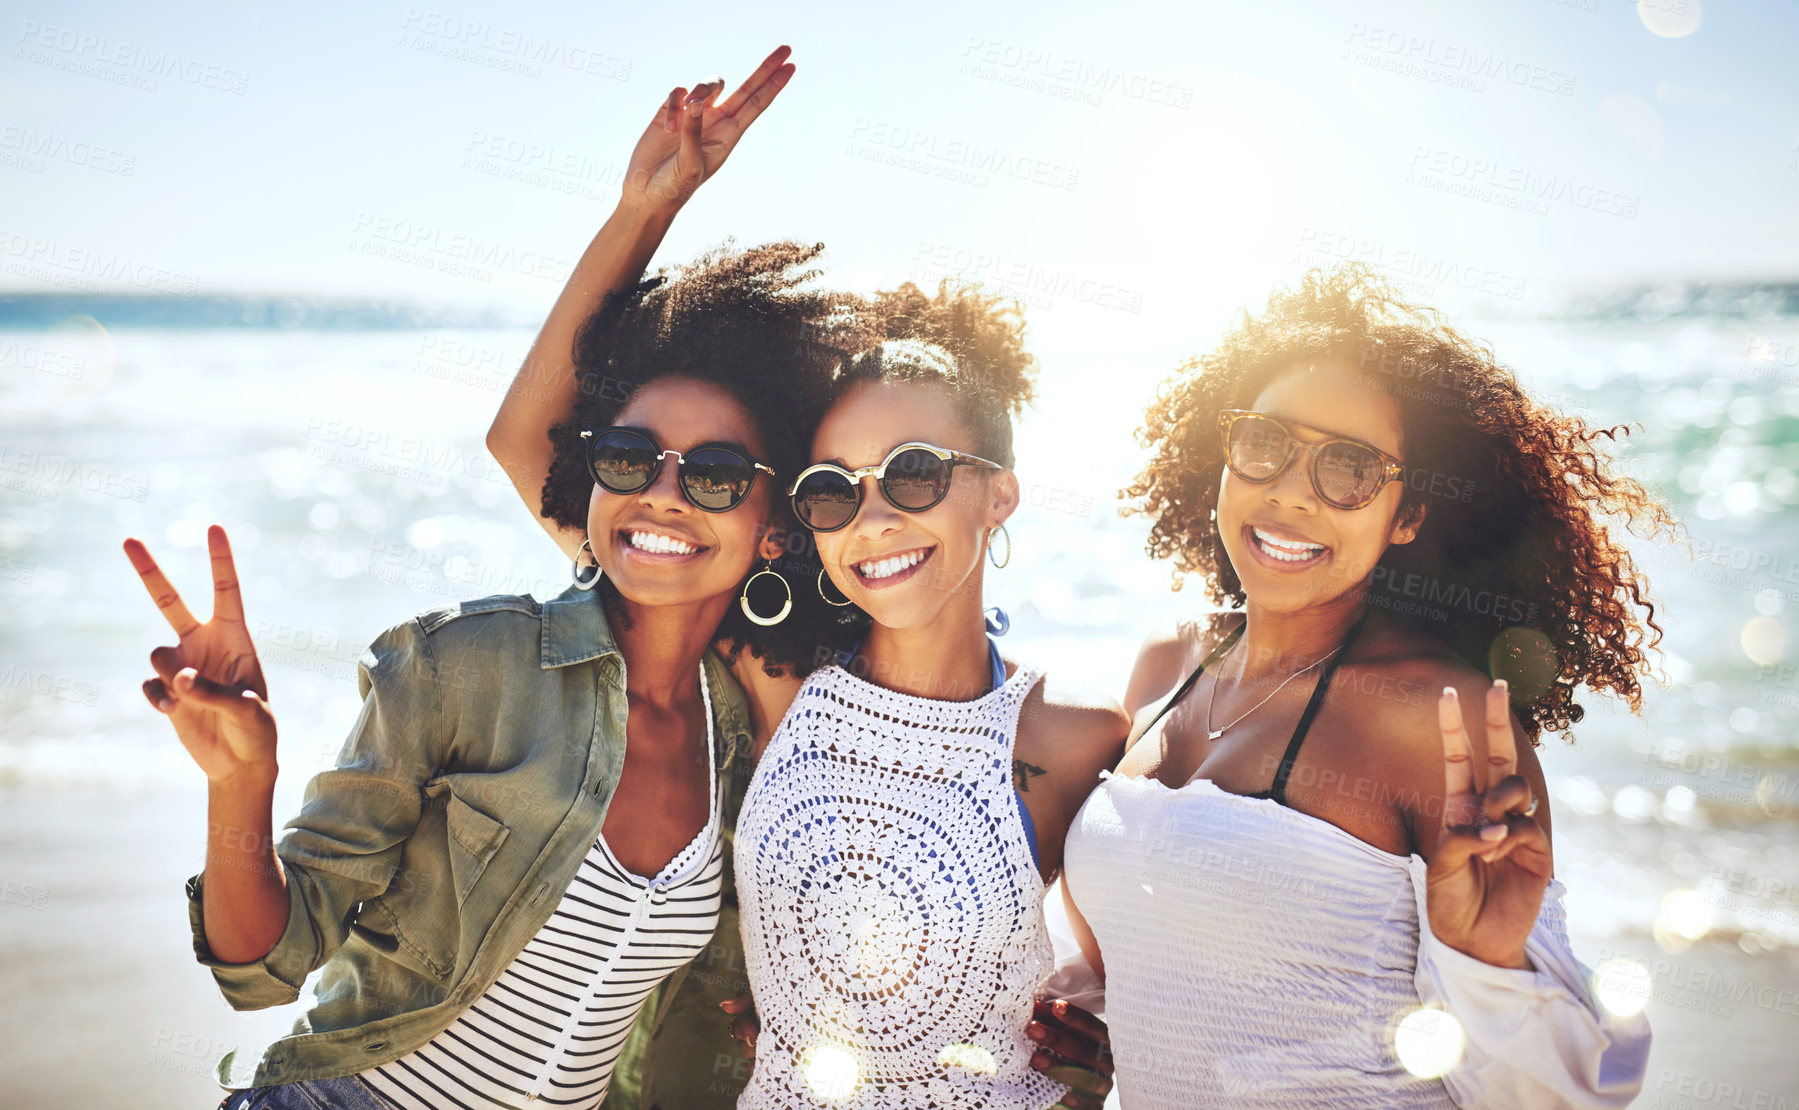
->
<box><xmin>2</xmin><ymin>0</ymin><xmax>1796</xmax><ymax>361</ymax></box>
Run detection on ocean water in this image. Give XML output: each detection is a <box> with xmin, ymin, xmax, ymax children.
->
<box><xmin>2</xmin><ymin>304</ymin><xmax>1797</xmax><ymax>1100</ymax></box>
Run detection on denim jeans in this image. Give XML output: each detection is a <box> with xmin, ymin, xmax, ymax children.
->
<box><xmin>218</xmin><ymin>1074</ymin><xmax>396</xmax><ymax>1110</ymax></box>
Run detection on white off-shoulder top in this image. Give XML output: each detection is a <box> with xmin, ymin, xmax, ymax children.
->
<box><xmin>1061</xmin><ymin>769</ymin><xmax>1651</xmax><ymax>1109</ymax></box>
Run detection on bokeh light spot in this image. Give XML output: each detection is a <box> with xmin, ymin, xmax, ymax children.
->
<box><xmin>1393</xmin><ymin>1006</ymin><xmax>1465</xmax><ymax>1079</ymax></box>
<box><xmin>1592</xmin><ymin>957</ymin><xmax>1652</xmax><ymax>1017</ymax></box>
<box><xmin>936</xmin><ymin>1042</ymin><xmax>997</xmax><ymax>1075</ymax></box>
<box><xmin>802</xmin><ymin>1044</ymin><xmax>859</xmax><ymax>1101</ymax></box>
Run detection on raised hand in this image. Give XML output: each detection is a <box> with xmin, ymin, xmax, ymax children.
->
<box><xmin>1424</xmin><ymin>681</ymin><xmax>1552</xmax><ymax>970</ymax></box>
<box><xmin>620</xmin><ymin>45</ymin><xmax>795</xmax><ymax>215</ymax></box>
<box><xmin>123</xmin><ymin>524</ymin><xmax>277</xmax><ymax>789</ymax></box>
<box><xmin>1029</xmin><ymin>997</ymin><xmax>1115</xmax><ymax>1110</ymax></box>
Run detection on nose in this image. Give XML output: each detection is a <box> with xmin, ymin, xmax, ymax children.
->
<box><xmin>1263</xmin><ymin>447</ymin><xmax>1319</xmax><ymax>511</ymax></box>
<box><xmin>851</xmin><ymin>475</ymin><xmax>904</xmax><ymax>540</ymax></box>
<box><xmin>638</xmin><ymin>451</ymin><xmax>691</xmax><ymax>513</ymax></box>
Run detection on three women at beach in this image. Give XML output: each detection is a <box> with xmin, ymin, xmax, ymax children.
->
<box><xmin>129</xmin><ymin>46</ymin><xmax>1660</xmax><ymax>1110</ymax></box>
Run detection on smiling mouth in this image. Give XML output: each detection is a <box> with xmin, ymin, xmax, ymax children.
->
<box><xmin>1247</xmin><ymin>525</ymin><xmax>1329</xmax><ymax>565</ymax></box>
<box><xmin>620</xmin><ymin>529</ymin><xmax>705</xmax><ymax>558</ymax></box>
<box><xmin>852</xmin><ymin>546</ymin><xmax>934</xmax><ymax>586</ymax></box>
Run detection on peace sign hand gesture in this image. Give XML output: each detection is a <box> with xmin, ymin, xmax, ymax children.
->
<box><xmin>620</xmin><ymin>45</ymin><xmax>796</xmax><ymax>216</ymax></box>
<box><xmin>1424</xmin><ymin>681</ymin><xmax>1552</xmax><ymax>971</ymax></box>
<box><xmin>123</xmin><ymin>524</ymin><xmax>277</xmax><ymax>791</ymax></box>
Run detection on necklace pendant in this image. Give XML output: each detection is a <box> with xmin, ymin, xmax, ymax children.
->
<box><xmin>1207</xmin><ymin>728</ymin><xmax>1226</xmax><ymax>741</ymax></box>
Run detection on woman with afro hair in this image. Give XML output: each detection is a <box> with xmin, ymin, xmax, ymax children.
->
<box><xmin>1060</xmin><ymin>263</ymin><xmax>1664</xmax><ymax>1108</ymax></box>
<box><xmin>483</xmin><ymin>50</ymin><xmax>1118</xmax><ymax>1110</ymax></box>
<box><xmin>131</xmin><ymin>47</ymin><xmax>867</xmax><ymax>1110</ymax></box>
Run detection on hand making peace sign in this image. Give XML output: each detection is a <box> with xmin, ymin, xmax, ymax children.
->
<box><xmin>123</xmin><ymin>525</ymin><xmax>278</xmax><ymax>791</ymax></box>
<box><xmin>1424</xmin><ymin>681</ymin><xmax>1553</xmax><ymax>970</ymax></box>
<box><xmin>620</xmin><ymin>45</ymin><xmax>796</xmax><ymax>216</ymax></box>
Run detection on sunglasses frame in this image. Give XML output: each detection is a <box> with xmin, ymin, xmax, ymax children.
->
<box><xmin>1216</xmin><ymin>409</ymin><xmax>1406</xmax><ymax>510</ymax></box>
<box><xmin>579</xmin><ymin>426</ymin><xmax>775</xmax><ymax>514</ymax></box>
<box><xmin>787</xmin><ymin>441</ymin><xmax>1005</xmax><ymax>533</ymax></box>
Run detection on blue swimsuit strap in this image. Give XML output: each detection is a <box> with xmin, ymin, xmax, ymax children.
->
<box><xmin>833</xmin><ymin>631</ymin><xmax>1043</xmax><ymax>874</ymax></box>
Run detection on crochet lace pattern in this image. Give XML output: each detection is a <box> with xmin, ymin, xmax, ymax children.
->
<box><xmin>735</xmin><ymin>661</ymin><xmax>1066</xmax><ymax>1110</ymax></box>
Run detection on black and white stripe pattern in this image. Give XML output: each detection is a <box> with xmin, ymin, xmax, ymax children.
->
<box><xmin>361</xmin><ymin>669</ymin><xmax>723</xmax><ymax>1110</ymax></box>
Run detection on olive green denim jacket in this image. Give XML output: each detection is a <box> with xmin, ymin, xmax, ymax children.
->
<box><xmin>185</xmin><ymin>583</ymin><xmax>756</xmax><ymax>1105</ymax></box>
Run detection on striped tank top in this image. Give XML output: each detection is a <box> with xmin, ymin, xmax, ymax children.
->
<box><xmin>360</xmin><ymin>666</ymin><xmax>724</xmax><ymax>1109</ymax></box>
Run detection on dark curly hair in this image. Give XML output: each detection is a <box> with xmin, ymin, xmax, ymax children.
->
<box><xmin>1124</xmin><ymin>263</ymin><xmax>1678</xmax><ymax>742</ymax></box>
<box><xmin>846</xmin><ymin>279</ymin><xmax>1039</xmax><ymax>467</ymax></box>
<box><xmin>540</xmin><ymin>240</ymin><xmax>867</xmax><ymax>675</ymax></box>
<box><xmin>788</xmin><ymin>279</ymin><xmax>1043</xmax><ymax>646</ymax></box>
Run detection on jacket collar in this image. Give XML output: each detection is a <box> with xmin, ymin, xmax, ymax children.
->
<box><xmin>538</xmin><ymin>583</ymin><xmax>754</xmax><ymax>755</ymax></box>
<box><xmin>539</xmin><ymin>584</ymin><xmax>623</xmax><ymax>669</ymax></box>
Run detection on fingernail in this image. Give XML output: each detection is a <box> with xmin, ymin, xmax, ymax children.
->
<box><xmin>1027</xmin><ymin>1021</ymin><xmax>1047</xmax><ymax>1040</ymax></box>
<box><xmin>1052</xmin><ymin>999</ymin><xmax>1068</xmax><ymax>1016</ymax></box>
<box><xmin>157</xmin><ymin>699</ymin><xmax>174</xmax><ymax>712</ymax></box>
<box><xmin>1443</xmin><ymin>686</ymin><xmax>1456</xmax><ymax>698</ymax></box>
<box><xmin>1479</xmin><ymin>823</ymin><xmax>1508</xmax><ymax>842</ymax></box>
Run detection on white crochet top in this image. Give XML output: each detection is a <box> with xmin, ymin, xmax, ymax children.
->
<box><xmin>734</xmin><ymin>660</ymin><xmax>1067</xmax><ymax>1110</ymax></box>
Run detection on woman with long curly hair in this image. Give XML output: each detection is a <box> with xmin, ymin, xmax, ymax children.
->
<box><xmin>1060</xmin><ymin>263</ymin><xmax>1665</xmax><ymax>1108</ymax></box>
<box><xmin>128</xmin><ymin>49</ymin><xmax>863</xmax><ymax>1110</ymax></box>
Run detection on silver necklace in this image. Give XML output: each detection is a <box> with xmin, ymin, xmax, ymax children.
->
<box><xmin>1203</xmin><ymin>638</ymin><xmax>1346</xmax><ymax>741</ymax></box>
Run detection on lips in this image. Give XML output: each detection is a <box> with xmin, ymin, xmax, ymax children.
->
<box><xmin>1246</xmin><ymin>524</ymin><xmax>1329</xmax><ymax>566</ymax></box>
<box><xmin>619</xmin><ymin>528</ymin><xmax>705</xmax><ymax>558</ymax></box>
<box><xmin>850</xmin><ymin>545</ymin><xmax>934</xmax><ymax>588</ymax></box>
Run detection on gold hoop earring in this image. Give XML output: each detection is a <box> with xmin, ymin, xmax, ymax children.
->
<box><xmin>986</xmin><ymin>523</ymin><xmax>1012</xmax><ymax>569</ymax></box>
<box><xmin>572</xmin><ymin>539</ymin><xmax>602</xmax><ymax>590</ymax></box>
<box><xmin>739</xmin><ymin>560</ymin><xmax>791</xmax><ymax>626</ymax></box>
<box><xmin>818</xmin><ymin>568</ymin><xmax>853</xmax><ymax>607</ymax></box>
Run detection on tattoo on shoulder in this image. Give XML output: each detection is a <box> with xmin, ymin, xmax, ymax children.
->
<box><xmin>1013</xmin><ymin>757</ymin><xmax>1047</xmax><ymax>793</ymax></box>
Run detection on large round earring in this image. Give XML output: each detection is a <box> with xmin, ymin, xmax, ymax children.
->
<box><xmin>986</xmin><ymin>523</ymin><xmax>1012</xmax><ymax>570</ymax></box>
<box><xmin>817</xmin><ymin>568</ymin><xmax>853</xmax><ymax>607</ymax></box>
<box><xmin>572</xmin><ymin>539</ymin><xmax>602</xmax><ymax>590</ymax></box>
<box><xmin>739</xmin><ymin>561</ymin><xmax>792</xmax><ymax>626</ymax></box>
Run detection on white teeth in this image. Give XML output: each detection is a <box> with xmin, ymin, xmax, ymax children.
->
<box><xmin>626</xmin><ymin>530</ymin><xmax>697</xmax><ymax>555</ymax></box>
<box><xmin>1252</xmin><ymin>527</ymin><xmax>1325</xmax><ymax>563</ymax></box>
<box><xmin>856</xmin><ymin>549</ymin><xmax>926</xmax><ymax>580</ymax></box>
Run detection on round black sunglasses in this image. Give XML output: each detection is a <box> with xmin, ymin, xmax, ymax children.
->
<box><xmin>581</xmin><ymin>427</ymin><xmax>775</xmax><ymax>513</ymax></box>
<box><xmin>788</xmin><ymin>441</ymin><xmax>1003</xmax><ymax>532</ymax></box>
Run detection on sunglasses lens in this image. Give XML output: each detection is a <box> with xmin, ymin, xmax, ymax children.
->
<box><xmin>793</xmin><ymin>471</ymin><xmax>859</xmax><ymax>531</ymax></box>
<box><xmin>588</xmin><ymin>430</ymin><xmax>660</xmax><ymax>494</ymax></box>
<box><xmin>1315</xmin><ymin>442</ymin><xmax>1385</xmax><ymax>508</ymax></box>
<box><xmin>1226</xmin><ymin>416</ymin><xmax>1291</xmax><ymax>481</ymax></box>
<box><xmin>680</xmin><ymin>447</ymin><xmax>758</xmax><ymax>511</ymax></box>
<box><xmin>880</xmin><ymin>448</ymin><xmax>953</xmax><ymax>511</ymax></box>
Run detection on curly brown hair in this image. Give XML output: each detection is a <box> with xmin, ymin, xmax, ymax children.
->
<box><xmin>1124</xmin><ymin>263</ymin><xmax>1678</xmax><ymax>741</ymax></box>
<box><xmin>848</xmin><ymin>279</ymin><xmax>1039</xmax><ymax>467</ymax></box>
<box><xmin>540</xmin><ymin>240</ymin><xmax>868</xmax><ymax>675</ymax></box>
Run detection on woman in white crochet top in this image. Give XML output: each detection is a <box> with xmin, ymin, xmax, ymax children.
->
<box><xmin>727</xmin><ymin>291</ymin><xmax>1131</xmax><ymax>1110</ymax></box>
<box><xmin>1061</xmin><ymin>266</ymin><xmax>1664</xmax><ymax>1108</ymax></box>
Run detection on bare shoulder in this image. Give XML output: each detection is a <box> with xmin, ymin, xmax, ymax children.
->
<box><xmin>1336</xmin><ymin>620</ymin><xmax>1546</xmax><ymax>788</ymax></box>
<box><xmin>1017</xmin><ymin>667</ymin><xmax>1131</xmax><ymax>778</ymax></box>
<box><xmin>1123</xmin><ymin>610</ymin><xmax>1245</xmax><ymax>717</ymax></box>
